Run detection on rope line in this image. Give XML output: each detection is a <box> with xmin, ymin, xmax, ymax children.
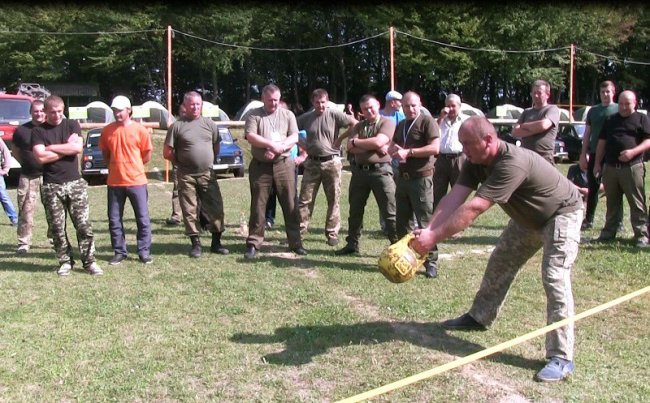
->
<box><xmin>337</xmin><ymin>285</ymin><xmax>650</xmax><ymax>403</ymax></box>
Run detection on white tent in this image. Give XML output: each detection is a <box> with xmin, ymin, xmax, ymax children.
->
<box><xmin>460</xmin><ymin>103</ymin><xmax>484</xmax><ymax>118</ymax></box>
<box><xmin>85</xmin><ymin>101</ymin><xmax>115</xmax><ymax>124</ymax></box>
<box><xmin>138</xmin><ymin>101</ymin><xmax>175</xmax><ymax>130</ymax></box>
<box><xmin>487</xmin><ymin>104</ymin><xmax>524</xmax><ymax>119</ymax></box>
<box><xmin>202</xmin><ymin>101</ymin><xmax>231</xmax><ymax>121</ymax></box>
<box><xmin>235</xmin><ymin>100</ymin><xmax>264</xmax><ymax>121</ymax></box>
<box><xmin>573</xmin><ymin>106</ymin><xmax>591</xmax><ymax>122</ymax></box>
<box><xmin>558</xmin><ymin>108</ymin><xmax>572</xmax><ymax>122</ymax></box>
<box><xmin>307</xmin><ymin>101</ymin><xmax>345</xmax><ymax>113</ymax></box>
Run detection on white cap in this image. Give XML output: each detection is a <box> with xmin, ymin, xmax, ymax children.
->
<box><xmin>385</xmin><ymin>90</ymin><xmax>403</xmax><ymax>101</ymax></box>
<box><xmin>110</xmin><ymin>95</ymin><xmax>131</xmax><ymax>110</ymax></box>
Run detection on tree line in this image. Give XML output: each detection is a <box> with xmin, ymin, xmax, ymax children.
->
<box><xmin>0</xmin><ymin>4</ymin><xmax>648</xmax><ymax>117</ymax></box>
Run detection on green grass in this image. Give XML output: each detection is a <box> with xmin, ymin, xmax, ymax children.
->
<box><xmin>1</xmin><ymin>136</ymin><xmax>649</xmax><ymax>401</ymax></box>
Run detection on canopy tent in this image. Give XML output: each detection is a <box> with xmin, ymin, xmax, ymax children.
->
<box><xmin>85</xmin><ymin>101</ymin><xmax>115</xmax><ymax>124</ymax></box>
<box><xmin>307</xmin><ymin>101</ymin><xmax>345</xmax><ymax>113</ymax></box>
<box><xmin>487</xmin><ymin>104</ymin><xmax>524</xmax><ymax>119</ymax></box>
<box><xmin>138</xmin><ymin>101</ymin><xmax>175</xmax><ymax>130</ymax></box>
<box><xmin>558</xmin><ymin>108</ymin><xmax>572</xmax><ymax>122</ymax></box>
<box><xmin>235</xmin><ymin>100</ymin><xmax>263</xmax><ymax>121</ymax></box>
<box><xmin>573</xmin><ymin>106</ymin><xmax>591</xmax><ymax>122</ymax></box>
<box><xmin>202</xmin><ymin>101</ymin><xmax>230</xmax><ymax>121</ymax></box>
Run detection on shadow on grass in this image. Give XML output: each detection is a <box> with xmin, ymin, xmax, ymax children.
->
<box><xmin>230</xmin><ymin>321</ymin><xmax>544</xmax><ymax>371</ymax></box>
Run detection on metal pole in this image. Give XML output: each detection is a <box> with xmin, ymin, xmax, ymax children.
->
<box><xmin>165</xmin><ymin>25</ymin><xmax>173</xmax><ymax>182</ymax></box>
<box><xmin>569</xmin><ymin>44</ymin><xmax>575</xmax><ymax>122</ymax></box>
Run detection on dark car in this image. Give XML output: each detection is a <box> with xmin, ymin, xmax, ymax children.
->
<box><xmin>81</xmin><ymin>128</ymin><xmax>108</xmax><ymax>184</ymax></box>
<box><xmin>213</xmin><ymin>126</ymin><xmax>245</xmax><ymax>177</ymax></box>
<box><xmin>557</xmin><ymin>122</ymin><xmax>586</xmax><ymax>162</ymax></box>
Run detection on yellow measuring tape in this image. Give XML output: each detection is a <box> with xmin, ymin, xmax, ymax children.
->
<box><xmin>337</xmin><ymin>285</ymin><xmax>649</xmax><ymax>403</ymax></box>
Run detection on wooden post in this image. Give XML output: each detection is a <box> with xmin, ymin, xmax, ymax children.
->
<box><xmin>389</xmin><ymin>26</ymin><xmax>395</xmax><ymax>91</ymax></box>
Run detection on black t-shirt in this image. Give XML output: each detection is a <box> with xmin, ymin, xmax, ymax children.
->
<box><xmin>12</xmin><ymin>122</ymin><xmax>43</xmax><ymax>177</ymax></box>
<box><xmin>599</xmin><ymin>112</ymin><xmax>650</xmax><ymax>166</ymax></box>
<box><xmin>32</xmin><ymin>119</ymin><xmax>82</xmax><ymax>184</ymax></box>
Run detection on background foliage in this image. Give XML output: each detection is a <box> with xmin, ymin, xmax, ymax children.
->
<box><xmin>0</xmin><ymin>3</ymin><xmax>648</xmax><ymax>116</ymax></box>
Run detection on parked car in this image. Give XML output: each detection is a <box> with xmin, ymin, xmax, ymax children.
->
<box><xmin>557</xmin><ymin>122</ymin><xmax>586</xmax><ymax>162</ymax></box>
<box><xmin>492</xmin><ymin>122</ymin><xmax>522</xmax><ymax>146</ymax></box>
<box><xmin>553</xmin><ymin>138</ymin><xmax>568</xmax><ymax>163</ymax></box>
<box><xmin>0</xmin><ymin>93</ymin><xmax>34</xmax><ymax>180</ymax></box>
<box><xmin>213</xmin><ymin>126</ymin><xmax>245</xmax><ymax>177</ymax></box>
<box><xmin>81</xmin><ymin>128</ymin><xmax>108</xmax><ymax>184</ymax></box>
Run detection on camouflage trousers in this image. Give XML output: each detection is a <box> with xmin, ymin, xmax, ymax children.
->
<box><xmin>469</xmin><ymin>209</ymin><xmax>582</xmax><ymax>361</ymax></box>
<box><xmin>177</xmin><ymin>170</ymin><xmax>225</xmax><ymax>236</ymax></box>
<box><xmin>41</xmin><ymin>178</ymin><xmax>96</xmax><ymax>268</ymax></box>
<box><xmin>16</xmin><ymin>174</ymin><xmax>42</xmax><ymax>248</ymax></box>
<box><xmin>297</xmin><ymin>157</ymin><xmax>342</xmax><ymax>242</ymax></box>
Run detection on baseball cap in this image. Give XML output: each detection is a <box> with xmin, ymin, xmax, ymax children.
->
<box><xmin>385</xmin><ymin>90</ymin><xmax>403</xmax><ymax>101</ymax></box>
<box><xmin>110</xmin><ymin>95</ymin><xmax>132</xmax><ymax>110</ymax></box>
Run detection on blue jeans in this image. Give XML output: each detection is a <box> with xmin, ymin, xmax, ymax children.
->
<box><xmin>0</xmin><ymin>175</ymin><xmax>18</xmax><ymax>224</ymax></box>
<box><xmin>107</xmin><ymin>185</ymin><xmax>152</xmax><ymax>258</ymax></box>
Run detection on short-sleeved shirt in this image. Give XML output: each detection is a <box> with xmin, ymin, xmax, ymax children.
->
<box><xmin>297</xmin><ymin>109</ymin><xmax>349</xmax><ymax>157</ymax></box>
<box><xmin>457</xmin><ymin>141</ymin><xmax>582</xmax><ymax>229</ymax></box>
<box><xmin>350</xmin><ymin>116</ymin><xmax>395</xmax><ymax>165</ymax></box>
<box><xmin>392</xmin><ymin>114</ymin><xmax>439</xmax><ymax>173</ymax></box>
<box><xmin>585</xmin><ymin>103</ymin><xmax>618</xmax><ymax>154</ymax></box>
<box><xmin>439</xmin><ymin>114</ymin><xmax>467</xmax><ymax>154</ymax></box>
<box><xmin>99</xmin><ymin>121</ymin><xmax>152</xmax><ymax>186</ymax></box>
<box><xmin>32</xmin><ymin>119</ymin><xmax>82</xmax><ymax>184</ymax></box>
<box><xmin>12</xmin><ymin>121</ymin><xmax>43</xmax><ymax>177</ymax></box>
<box><xmin>245</xmin><ymin>107</ymin><xmax>298</xmax><ymax>162</ymax></box>
<box><xmin>599</xmin><ymin>112</ymin><xmax>650</xmax><ymax>166</ymax></box>
<box><xmin>165</xmin><ymin>117</ymin><xmax>220</xmax><ymax>175</ymax></box>
<box><xmin>517</xmin><ymin>104</ymin><xmax>560</xmax><ymax>164</ymax></box>
<box><xmin>380</xmin><ymin>108</ymin><xmax>405</xmax><ymax>127</ymax></box>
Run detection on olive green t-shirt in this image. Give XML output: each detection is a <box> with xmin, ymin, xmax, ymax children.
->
<box><xmin>350</xmin><ymin>116</ymin><xmax>395</xmax><ymax>164</ymax></box>
<box><xmin>392</xmin><ymin>114</ymin><xmax>440</xmax><ymax>173</ymax></box>
<box><xmin>517</xmin><ymin>104</ymin><xmax>560</xmax><ymax>164</ymax></box>
<box><xmin>586</xmin><ymin>103</ymin><xmax>618</xmax><ymax>154</ymax></box>
<box><xmin>297</xmin><ymin>108</ymin><xmax>350</xmax><ymax>157</ymax></box>
<box><xmin>457</xmin><ymin>141</ymin><xmax>582</xmax><ymax>229</ymax></box>
<box><xmin>245</xmin><ymin>107</ymin><xmax>298</xmax><ymax>162</ymax></box>
<box><xmin>165</xmin><ymin>117</ymin><xmax>220</xmax><ymax>174</ymax></box>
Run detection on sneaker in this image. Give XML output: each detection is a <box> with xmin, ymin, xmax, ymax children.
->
<box><xmin>85</xmin><ymin>262</ymin><xmax>104</xmax><ymax>276</ymax></box>
<box><xmin>109</xmin><ymin>254</ymin><xmax>127</xmax><ymax>265</ymax></box>
<box><xmin>139</xmin><ymin>255</ymin><xmax>153</xmax><ymax>264</ymax></box>
<box><xmin>441</xmin><ymin>313</ymin><xmax>487</xmax><ymax>331</ymax></box>
<box><xmin>165</xmin><ymin>217</ymin><xmax>182</xmax><ymax>226</ymax></box>
<box><xmin>57</xmin><ymin>262</ymin><xmax>73</xmax><ymax>276</ymax></box>
<box><xmin>535</xmin><ymin>357</ymin><xmax>575</xmax><ymax>382</ymax></box>
<box><xmin>326</xmin><ymin>237</ymin><xmax>339</xmax><ymax>247</ymax></box>
<box><xmin>16</xmin><ymin>245</ymin><xmax>29</xmax><ymax>255</ymax></box>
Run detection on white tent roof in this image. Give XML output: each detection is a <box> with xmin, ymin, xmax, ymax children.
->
<box><xmin>86</xmin><ymin>101</ymin><xmax>111</xmax><ymax>110</ymax></box>
<box><xmin>460</xmin><ymin>102</ymin><xmax>484</xmax><ymax>118</ymax></box>
<box><xmin>558</xmin><ymin>108</ymin><xmax>572</xmax><ymax>122</ymax></box>
<box><xmin>236</xmin><ymin>100</ymin><xmax>264</xmax><ymax>121</ymax></box>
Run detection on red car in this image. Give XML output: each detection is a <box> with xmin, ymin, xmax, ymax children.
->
<box><xmin>0</xmin><ymin>93</ymin><xmax>34</xmax><ymax>179</ymax></box>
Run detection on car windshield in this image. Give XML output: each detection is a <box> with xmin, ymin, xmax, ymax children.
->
<box><xmin>219</xmin><ymin>128</ymin><xmax>234</xmax><ymax>144</ymax></box>
<box><xmin>573</xmin><ymin>124</ymin><xmax>586</xmax><ymax>138</ymax></box>
<box><xmin>87</xmin><ymin>134</ymin><xmax>101</xmax><ymax>147</ymax></box>
<box><xmin>0</xmin><ymin>99</ymin><xmax>31</xmax><ymax>122</ymax></box>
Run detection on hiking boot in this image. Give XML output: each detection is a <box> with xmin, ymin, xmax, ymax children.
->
<box><xmin>335</xmin><ymin>244</ymin><xmax>358</xmax><ymax>255</ymax></box>
<box><xmin>85</xmin><ymin>262</ymin><xmax>103</xmax><ymax>276</ymax></box>
<box><xmin>441</xmin><ymin>313</ymin><xmax>487</xmax><ymax>331</ymax></box>
<box><xmin>535</xmin><ymin>357</ymin><xmax>575</xmax><ymax>382</ymax></box>
<box><xmin>16</xmin><ymin>245</ymin><xmax>29</xmax><ymax>255</ymax></box>
<box><xmin>244</xmin><ymin>245</ymin><xmax>257</xmax><ymax>259</ymax></box>
<box><xmin>424</xmin><ymin>260</ymin><xmax>438</xmax><ymax>278</ymax></box>
<box><xmin>165</xmin><ymin>217</ymin><xmax>182</xmax><ymax>226</ymax></box>
<box><xmin>57</xmin><ymin>262</ymin><xmax>73</xmax><ymax>277</ymax></box>
<box><xmin>291</xmin><ymin>246</ymin><xmax>308</xmax><ymax>256</ymax></box>
<box><xmin>189</xmin><ymin>236</ymin><xmax>202</xmax><ymax>258</ymax></box>
<box><xmin>326</xmin><ymin>237</ymin><xmax>339</xmax><ymax>247</ymax></box>
<box><xmin>109</xmin><ymin>254</ymin><xmax>127</xmax><ymax>265</ymax></box>
<box><xmin>210</xmin><ymin>232</ymin><xmax>230</xmax><ymax>255</ymax></box>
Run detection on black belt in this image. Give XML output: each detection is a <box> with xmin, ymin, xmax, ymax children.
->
<box><xmin>606</xmin><ymin>162</ymin><xmax>634</xmax><ymax>169</ymax></box>
<box><xmin>353</xmin><ymin>162</ymin><xmax>389</xmax><ymax>171</ymax></box>
<box><xmin>440</xmin><ymin>153</ymin><xmax>461</xmax><ymax>158</ymax></box>
<box><xmin>309</xmin><ymin>155</ymin><xmax>336</xmax><ymax>162</ymax></box>
<box><xmin>398</xmin><ymin>169</ymin><xmax>434</xmax><ymax>179</ymax></box>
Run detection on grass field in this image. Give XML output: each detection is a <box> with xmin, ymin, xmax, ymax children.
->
<box><xmin>0</xmin><ymin>130</ymin><xmax>648</xmax><ymax>401</ymax></box>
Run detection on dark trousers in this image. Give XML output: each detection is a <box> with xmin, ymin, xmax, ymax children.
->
<box><xmin>247</xmin><ymin>158</ymin><xmax>302</xmax><ymax>249</ymax></box>
<box><xmin>265</xmin><ymin>167</ymin><xmax>298</xmax><ymax>225</ymax></box>
<box><xmin>108</xmin><ymin>185</ymin><xmax>152</xmax><ymax>258</ymax></box>
<box><xmin>585</xmin><ymin>153</ymin><xmax>600</xmax><ymax>224</ymax></box>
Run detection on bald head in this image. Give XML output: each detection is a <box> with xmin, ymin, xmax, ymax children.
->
<box><xmin>458</xmin><ymin>116</ymin><xmax>499</xmax><ymax>165</ymax></box>
<box><xmin>402</xmin><ymin>91</ymin><xmax>422</xmax><ymax>119</ymax></box>
<box><xmin>459</xmin><ymin>116</ymin><xmax>497</xmax><ymax>142</ymax></box>
<box><xmin>618</xmin><ymin>90</ymin><xmax>637</xmax><ymax>117</ymax></box>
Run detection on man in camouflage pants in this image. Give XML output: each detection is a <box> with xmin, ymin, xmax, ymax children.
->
<box><xmin>412</xmin><ymin>117</ymin><xmax>582</xmax><ymax>383</ymax></box>
<box><xmin>32</xmin><ymin>95</ymin><xmax>102</xmax><ymax>276</ymax></box>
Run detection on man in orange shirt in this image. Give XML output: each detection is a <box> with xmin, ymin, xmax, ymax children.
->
<box><xmin>100</xmin><ymin>95</ymin><xmax>153</xmax><ymax>265</ymax></box>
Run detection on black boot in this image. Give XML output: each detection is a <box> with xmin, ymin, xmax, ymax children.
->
<box><xmin>210</xmin><ymin>232</ymin><xmax>229</xmax><ymax>255</ymax></box>
<box><xmin>189</xmin><ymin>235</ymin><xmax>202</xmax><ymax>258</ymax></box>
<box><xmin>424</xmin><ymin>259</ymin><xmax>438</xmax><ymax>278</ymax></box>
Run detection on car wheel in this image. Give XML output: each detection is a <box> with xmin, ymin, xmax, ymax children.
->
<box><xmin>234</xmin><ymin>167</ymin><xmax>245</xmax><ymax>178</ymax></box>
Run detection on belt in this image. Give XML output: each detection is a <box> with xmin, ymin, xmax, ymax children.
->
<box><xmin>308</xmin><ymin>154</ymin><xmax>337</xmax><ymax>162</ymax></box>
<box><xmin>398</xmin><ymin>169</ymin><xmax>434</xmax><ymax>179</ymax></box>
<box><xmin>353</xmin><ymin>162</ymin><xmax>389</xmax><ymax>171</ymax></box>
<box><xmin>606</xmin><ymin>162</ymin><xmax>634</xmax><ymax>169</ymax></box>
<box><xmin>440</xmin><ymin>153</ymin><xmax>462</xmax><ymax>158</ymax></box>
